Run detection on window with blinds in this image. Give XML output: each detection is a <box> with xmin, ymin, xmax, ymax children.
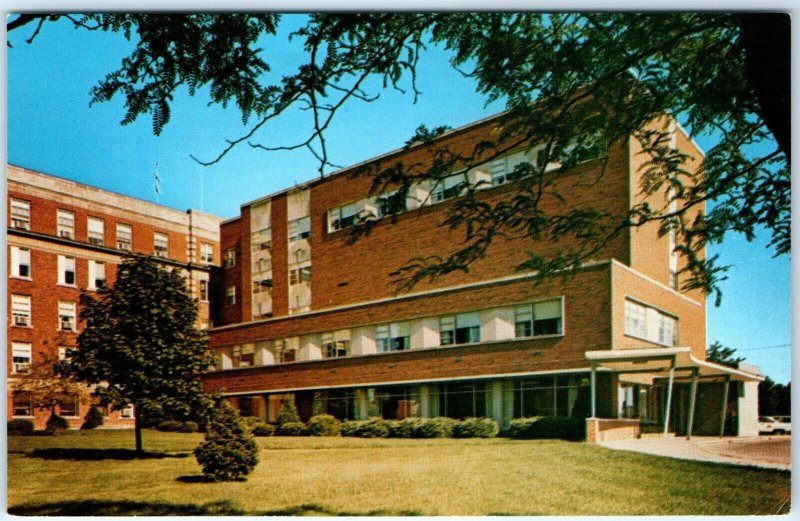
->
<box><xmin>88</xmin><ymin>217</ymin><xmax>104</xmax><ymax>245</ymax></box>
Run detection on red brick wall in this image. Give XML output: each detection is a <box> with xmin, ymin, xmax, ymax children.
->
<box><xmin>219</xmin><ymin>218</ymin><xmax>243</xmax><ymax>325</ymax></box>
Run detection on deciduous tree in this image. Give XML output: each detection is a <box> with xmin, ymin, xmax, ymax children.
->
<box><xmin>60</xmin><ymin>255</ymin><xmax>215</xmax><ymax>456</ymax></box>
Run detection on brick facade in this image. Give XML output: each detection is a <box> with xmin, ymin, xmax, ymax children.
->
<box><xmin>6</xmin><ymin>165</ymin><xmax>221</xmax><ymax>429</ymax></box>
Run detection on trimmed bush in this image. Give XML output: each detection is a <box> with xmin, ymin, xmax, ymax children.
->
<box><xmin>389</xmin><ymin>417</ymin><xmax>457</xmax><ymax>438</ymax></box>
<box><xmin>157</xmin><ymin>420</ymin><xmax>183</xmax><ymax>432</ymax></box>
<box><xmin>340</xmin><ymin>418</ymin><xmax>391</xmax><ymax>438</ymax></box>
<box><xmin>45</xmin><ymin>412</ymin><xmax>69</xmax><ymax>433</ymax></box>
<box><xmin>81</xmin><ymin>406</ymin><xmax>104</xmax><ymax>430</ymax></box>
<box><xmin>240</xmin><ymin>416</ymin><xmax>274</xmax><ymax>436</ymax></box>
<box><xmin>276</xmin><ymin>421</ymin><xmax>307</xmax><ymax>436</ymax></box>
<box><xmin>276</xmin><ymin>396</ymin><xmax>301</xmax><ymax>425</ymax></box>
<box><xmin>389</xmin><ymin>418</ymin><xmax>420</xmax><ymax>438</ymax></box>
<box><xmin>179</xmin><ymin>421</ymin><xmax>199</xmax><ymax>433</ymax></box>
<box><xmin>194</xmin><ymin>402</ymin><xmax>259</xmax><ymax>481</ymax></box>
<box><xmin>453</xmin><ymin>417</ymin><xmax>499</xmax><ymax>438</ymax></box>
<box><xmin>507</xmin><ymin>416</ymin><xmax>585</xmax><ymax>441</ymax></box>
<box><xmin>8</xmin><ymin>419</ymin><xmax>34</xmax><ymax>436</ymax></box>
<box><xmin>307</xmin><ymin>414</ymin><xmax>341</xmax><ymax>436</ymax></box>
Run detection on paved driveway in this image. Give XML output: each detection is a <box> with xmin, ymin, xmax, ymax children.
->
<box><xmin>599</xmin><ymin>435</ymin><xmax>791</xmax><ymax>470</ymax></box>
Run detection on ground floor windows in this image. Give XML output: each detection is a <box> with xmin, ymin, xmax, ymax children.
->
<box><xmin>508</xmin><ymin>375</ymin><xmax>588</xmax><ymax>418</ymax></box>
<box><xmin>58</xmin><ymin>394</ymin><xmax>79</xmax><ymax>417</ymax></box>
<box><xmin>12</xmin><ymin>392</ymin><xmax>34</xmax><ymax>417</ymax></box>
<box><xmin>432</xmin><ymin>382</ymin><xmax>488</xmax><ymax>419</ymax></box>
<box><xmin>313</xmin><ymin>389</ymin><xmax>359</xmax><ymax>420</ymax></box>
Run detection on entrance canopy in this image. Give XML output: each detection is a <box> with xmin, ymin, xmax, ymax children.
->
<box><xmin>585</xmin><ymin>347</ymin><xmax>763</xmax><ymax>382</ymax></box>
<box><xmin>584</xmin><ymin>347</ymin><xmax>762</xmax><ymax>439</ymax></box>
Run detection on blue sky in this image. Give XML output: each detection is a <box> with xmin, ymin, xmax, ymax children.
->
<box><xmin>6</xmin><ymin>15</ymin><xmax>792</xmax><ymax>383</ymax></box>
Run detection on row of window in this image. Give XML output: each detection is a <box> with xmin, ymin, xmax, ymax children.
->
<box><xmin>623</xmin><ymin>299</ymin><xmax>678</xmax><ymax>346</ymax></box>
<box><xmin>11</xmin><ymin>390</ymin><xmax>134</xmax><ymax>418</ymax></box>
<box><xmin>219</xmin><ymin>298</ymin><xmax>565</xmax><ymax>368</ymax></box>
<box><xmin>10</xmin><ymin>199</ymin><xmax>215</xmax><ymax>263</ymax></box>
<box><xmin>11</xmin><ymin>342</ymin><xmax>72</xmax><ymax>376</ymax></box>
<box><xmin>11</xmin><ymin>247</ymin><xmax>108</xmax><ymax>289</ymax></box>
<box><xmin>10</xmin><ymin>298</ymin><xmax>77</xmax><ymax>332</ymax></box>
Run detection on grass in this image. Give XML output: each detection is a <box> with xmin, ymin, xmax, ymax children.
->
<box><xmin>7</xmin><ymin>430</ymin><xmax>791</xmax><ymax>516</ymax></box>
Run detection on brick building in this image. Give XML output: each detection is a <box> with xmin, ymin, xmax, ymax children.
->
<box><xmin>7</xmin><ymin>165</ymin><xmax>221</xmax><ymax>429</ymax></box>
<box><xmin>201</xmin><ymin>113</ymin><xmax>762</xmax><ymax>438</ymax></box>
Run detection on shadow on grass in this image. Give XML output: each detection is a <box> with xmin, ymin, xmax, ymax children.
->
<box><xmin>28</xmin><ymin>448</ymin><xmax>191</xmax><ymax>460</ymax></box>
<box><xmin>8</xmin><ymin>499</ymin><xmax>245</xmax><ymax>516</ymax></box>
<box><xmin>8</xmin><ymin>499</ymin><xmax>422</xmax><ymax>516</ymax></box>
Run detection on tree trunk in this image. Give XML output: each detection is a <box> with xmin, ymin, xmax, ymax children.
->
<box><xmin>134</xmin><ymin>405</ymin><xmax>144</xmax><ymax>457</ymax></box>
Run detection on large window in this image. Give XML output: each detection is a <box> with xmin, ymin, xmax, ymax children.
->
<box><xmin>289</xmin><ymin>266</ymin><xmax>312</xmax><ymax>285</ymax></box>
<box><xmin>514</xmin><ymin>299</ymin><xmax>563</xmax><ymax>337</ymax></box>
<box><xmin>10</xmin><ymin>247</ymin><xmax>31</xmax><ymax>278</ymax></box>
<box><xmin>371</xmin><ymin>386</ymin><xmax>420</xmax><ymax>420</ymax></box>
<box><xmin>10</xmin><ymin>199</ymin><xmax>30</xmax><ymax>230</ymax></box>
<box><xmin>153</xmin><ymin>232</ymin><xmax>169</xmax><ymax>258</ymax></box>
<box><xmin>624</xmin><ymin>299</ymin><xmax>678</xmax><ymax>346</ymax></box>
<box><xmin>57</xmin><ymin>209</ymin><xmax>75</xmax><ymax>239</ymax></box>
<box><xmin>313</xmin><ymin>389</ymin><xmax>358</xmax><ymax>420</ymax></box>
<box><xmin>273</xmin><ymin>339</ymin><xmax>297</xmax><ymax>363</ymax></box>
<box><xmin>59</xmin><ymin>301</ymin><xmax>77</xmax><ymax>331</ymax></box>
<box><xmin>288</xmin><ymin>216</ymin><xmax>311</xmax><ymax>241</ymax></box>
<box><xmin>200</xmin><ymin>243</ymin><xmax>214</xmax><ymax>264</ymax></box>
<box><xmin>439</xmin><ymin>312</ymin><xmax>480</xmax><ymax>346</ymax></box>
<box><xmin>12</xmin><ymin>342</ymin><xmax>32</xmax><ymax>374</ymax></box>
<box><xmin>377</xmin><ymin>191</ymin><xmax>407</xmax><ymax>217</ymax></box>
<box><xmin>58</xmin><ymin>394</ymin><xmax>79</xmax><ymax>417</ymax></box>
<box><xmin>11</xmin><ymin>294</ymin><xmax>31</xmax><ymax>327</ymax></box>
<box><xmin>431</xmin><ymin>174</ymin><xmax>466</xmax><ymax>203</ymax></box>
<box><xmin>322</xmin><ymin>330</ymin><xmax>351</xmax><ymax>358</ymax></box>
<box><xmin>88</xmin><ymin>217</ymin><xmax>105</xmax><ymax>245</ymax></box>
<box><xmin>232</xmin><ymin>344</ymin><xmax>255</xmax><ymax>367</ymax></box>
<box><xmin>116</xmin><ymin>223</ymin><xmax>132</xmax><ymax>251</ymax></box>
<box><xmin>490</xmin><ymin>151</ymin><xmax>530</xmax><ymax>186</ymax></box>
<box><xmin>58</xmin><ymin>255</ymin><xmax>76</xmax><ymax>286</ymax></box>
<box><xmin>434</xmin><ymin>382</ymin><xmax>487</xmax><ymax>420</ymax></box>
<box><xmin>376</xmin><ymin>322</ymin><xmax>410</xmax><ymax>352</ymax></box>
<box><xmin>88</xmin><ymin>260</ymin><xmax>106</xmax><ymax>290</ymax></box>
<box><xmin>199</xmin><ymin>280</ymin><xmax>210</xmax><ymax>302</ymax></box>
<box><xmin>510</xmin><ymin>375</ymin><xmax>588</xmax><ymax>418</ymax></box>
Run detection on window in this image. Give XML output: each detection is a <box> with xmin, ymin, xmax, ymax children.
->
<box><xmin>624</xmin><ymin>299</ymin><xmax>678</xmax><ymax>346</ymax></box>
<box><xmin>491</xmin><ymin>151</ymin><xmax>529</xmax><ymax>186</ymax></box>
<box><xmin>431</xmin><ymin>174</ymin><xmax>466</xmax><ymax>203</ymax></box>
<box><xmin>120</xmin><ymin>404</ymin><xmax>134</xmax><ymax>418</ymax></box>
<box><xmin>515</xmin><ymin>299</ymin><xmax>563</xmax><ymax>337</ymax></box>
<box><xmin>10</xmin><ymin>247</ymin><xmax>31</xmax><ymax>278</ymax></box>
<box><xmin>376</xmin><ymin>322</ymin><xmax>410</xmax><ymax>352</ymax></box>
<box><xmin>154</xmin><ymin>232</ymin><xmax>169</xmax><ymax>258</ymax></box>
<box><xmin>59</xmin><ymin>301</ymin><xmax>77</xmax><ymax>331</ymax></box>
<box><xmin>58</xmin><ymin>255</ymin><xmax>76</xmax><ymax>286</ymax></box>
<box><xmin>224</xmin><ymin>248</ymin><xmax>236</xmax><ymax>268</ymax></box>
<box><xmin>251</xmin><ymin>229</ymin><xmax>272</xmax><ymax>252</ymax></box>
<box><xmin>12</xmin><ymin>392</ymin><xmax>33</xmax><ymax>417</ymax></box>
<box><xmin>199</xmin><ymin>280</ymin><xmax>210</xmax><ymax>302</ymax></box>
<box><xmin>88</xmin><ymin>217</ymin><xmax>104</xmax><ymax>245</ymax></box>
<box><xmin>232</xmin><ymin>344</ymin><xmax>255</xmax><ymax>367</ymax></box>
<box><xmin>289</xmin><ymin>266</ymin><xmax>312</xmax><ymax>285</ymax></box>
<box><xmin>57</xmin><ymin>209</ymin><xmax>75</xmax><ymax>239</ymax></box>
<box><xmin>329</xmin><ymin>203</ymin><xmax>357</xmax><ymax>231</ymax></box>
<box><xmin>10</xmin><ymin>199</ymin><xmax>30</xmax><ymax>230</ymax></box>
<box><xmin>322</xmin><ymin>330</ymin><xmax>351</xmax><ymax>358</ymax></box>
<box><xmin>226</xmin><ymin>286</ymin><xmax>236</xmax><ymax>306</ymax></box>
<box><xmin>58</xmin><ymin>346</ymin><xmax>71</xmax><ymax>360</ymax></box>
<box><xmin>88</xmin><ymin>260</ymin><xmax>106</xmax><ymax>290</ymax></box>
<box><xmin>12</xmin><ymin>342</ymin><xmax>31</xmax><ymax>374</ymax></box>
<box><xmin>274</xmin><ymin>339</ymin><xmax>297</xmax><ymax>363</ymax></box>
<box><xmin>200</xmin><ymin>243</ymin><xmax>214</xmax><ymax>263</ymax></box>
<box><xmin>116</xmin><ymin>223</ymin><xmax>132</xmax><ymax>251</ymax></box>
<box><xmin>288</xmin><ymin>216</ymin><xmax>311</xmax><ymax>242</ymax></box>
<box><xmin>439</xmin><ymin>312</ymin><xmax>480</xmax><ymax>346</ymax></box>
<box><xmin>377</xmin><ymin>191</ymin><xmax>407</xmax><ymax>217</ymax></box>
<box><xmin>11</xmin><ymin>294</ymin><xmax>31</xmax><ymax>327</ymax></box>
<box><xmin>58</xmin><ymin>394</ymin><xmax>79</xmax><ymax>417</ymax></box>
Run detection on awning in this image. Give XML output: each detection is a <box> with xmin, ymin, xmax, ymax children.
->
<box><xmin>585</xmin><ymin>347</ymin><xmax>763</xmax><ymax>382</ymax></box>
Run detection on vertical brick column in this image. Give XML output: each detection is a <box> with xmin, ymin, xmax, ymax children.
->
<box><xmin>586</xmin><ymin>418</ymin><xmax>600</xmax><ymax>444</ymax></box>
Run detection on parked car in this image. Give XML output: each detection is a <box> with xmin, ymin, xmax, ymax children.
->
<box><xmin>759</xmin><ymin>416</ymin><xmax>791</xmax><ymax>435</ymax></box>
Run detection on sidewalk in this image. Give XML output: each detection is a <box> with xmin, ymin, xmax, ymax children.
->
<box><xmin>599</xmin><ymin>435</ymin><xmax>791</xmax><ymax>471</ymax></box>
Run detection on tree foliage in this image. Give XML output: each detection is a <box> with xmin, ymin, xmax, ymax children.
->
<box><xmin>705</xmin><ymin>341</ymin><xmax>746</xmax><ymax>368</ymax></box>
<box><xmin>759</xmin><ymin>377</ymin><xmax>791</xmax><ymax>417</ymax></box>
<box><xmin>194</xmin><ymin>401</ymin><xmax>259</xmax><ymax>481</ymax></box>
<box><xmin>11</xmin><ymin>349</ymin><xmax>84</xmax><ymax>417</ymax></box>
<box><xmin>60</xmin><ymin>255</ymin><xmax>215</xmax><ymax>454</ymax></box>
<box><xmin>8</xmin><ymin>13</ymin><xmax>789</xmax><ymax>302</ymax></box>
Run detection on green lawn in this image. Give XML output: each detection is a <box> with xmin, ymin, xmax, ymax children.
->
<box><xmin>7</xmin><ymin>430</ymin><xmax>791</xmax><ymax>516</ymax></box>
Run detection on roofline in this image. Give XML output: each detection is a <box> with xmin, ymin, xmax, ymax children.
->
<box><xmin>237</xmin><ymin>110</ymin><xmax>511</xmax><ymax>210</ymax></box>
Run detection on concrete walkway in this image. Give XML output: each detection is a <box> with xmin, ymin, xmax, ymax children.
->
<box><xmin>599</xmin><ymin>435</ymin><xmax>791</xmax><ymax>471</ymax></box>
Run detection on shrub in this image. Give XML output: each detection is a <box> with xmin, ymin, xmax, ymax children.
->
<box><xmin>194</xmin><ymin>402</ymin><xmax>259</xmax><ymax>481</ymax></box>
<box><xmin>276</xmin><ymin>421</ymin><xmax>307</xmax><ymax>436</ymax></box>
<box><xmin>45</xmin><ymin>412</ymin><xmax>69</xmax><ymax>433</ymax></box>
<box><xmin>307</xmin><ymin>414</ymin><xmax>341</xmax><ymax>436</ymax></box>
<box><xmin>240</xmin><ymin>416</ymin><xmax>274</xmax><ymax>436</ymax></box>
<box><xmin>179</xmin><ymin>421</ymin><xmax>199</xmax><ymax>433</ymax></box>
<box><xmin>390</xmin><ymin>418</ymin><xmax>420</xmax><ymax>438</ymax></box>
<box><xmin>157</xmin><ymin>420</ymin><xmax>183</xmax><ymax>432</ymax></box>
<box><xmin>276</xmin><ymin>396</ymin><xmax>300</xmax><ymax>425</ymax></box>
<box><xmin>453</xmin><ymin>417</ymin><xmax>499</xmax><ymax>438</ymax></box>
<box><xmin>81</xmin><ymin>406</ymin><xmax>104</xmax><ymax>430</ymax></box>
<box><xmin>341</xmin><ymin>418</ymin><xmax>391</xmax><ymax>438</ymax></box>
<box><xmin>507</xmin><ymin>416</ymin><xmax>585</xmax><ymax>441</ymax></box>
<box><xmin>389</xmin><ymin>417</ymin><xmax>457</xmax><ymax>438</ymax></box>
<box><xmin>8</xmin><ymin>419</ymin><xmax>34</xmax><ymax>436</ymax></box>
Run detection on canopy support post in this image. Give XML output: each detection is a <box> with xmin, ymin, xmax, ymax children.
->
<box><xmin>590</xmin><ymin>363</ymin><xmax>597</xmax><ymax>418</ymax></box>
<box><xmin>663</xmin><ymin>360</ymin><xmax>676</xmax><ymax>437</ymax></box>
<box><xmin>686</xmin><ymin>368</ymin><xmax>699</xmax><ymax>440</ymax></box>
<box><xmin>719</xmin><ymin>375</ymin><xmax>730</xmax><ymax>437</ymax></box>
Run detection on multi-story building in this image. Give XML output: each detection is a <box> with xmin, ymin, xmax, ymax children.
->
<box><xmin>7</xmin><ymin>165</ymin><xmax>221</xmax><ymax>429</ymax></box>
<box><xmin>202</xmin><ymin>113</ymin><xmax>761</xmax><ymax>439</ymax></box>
